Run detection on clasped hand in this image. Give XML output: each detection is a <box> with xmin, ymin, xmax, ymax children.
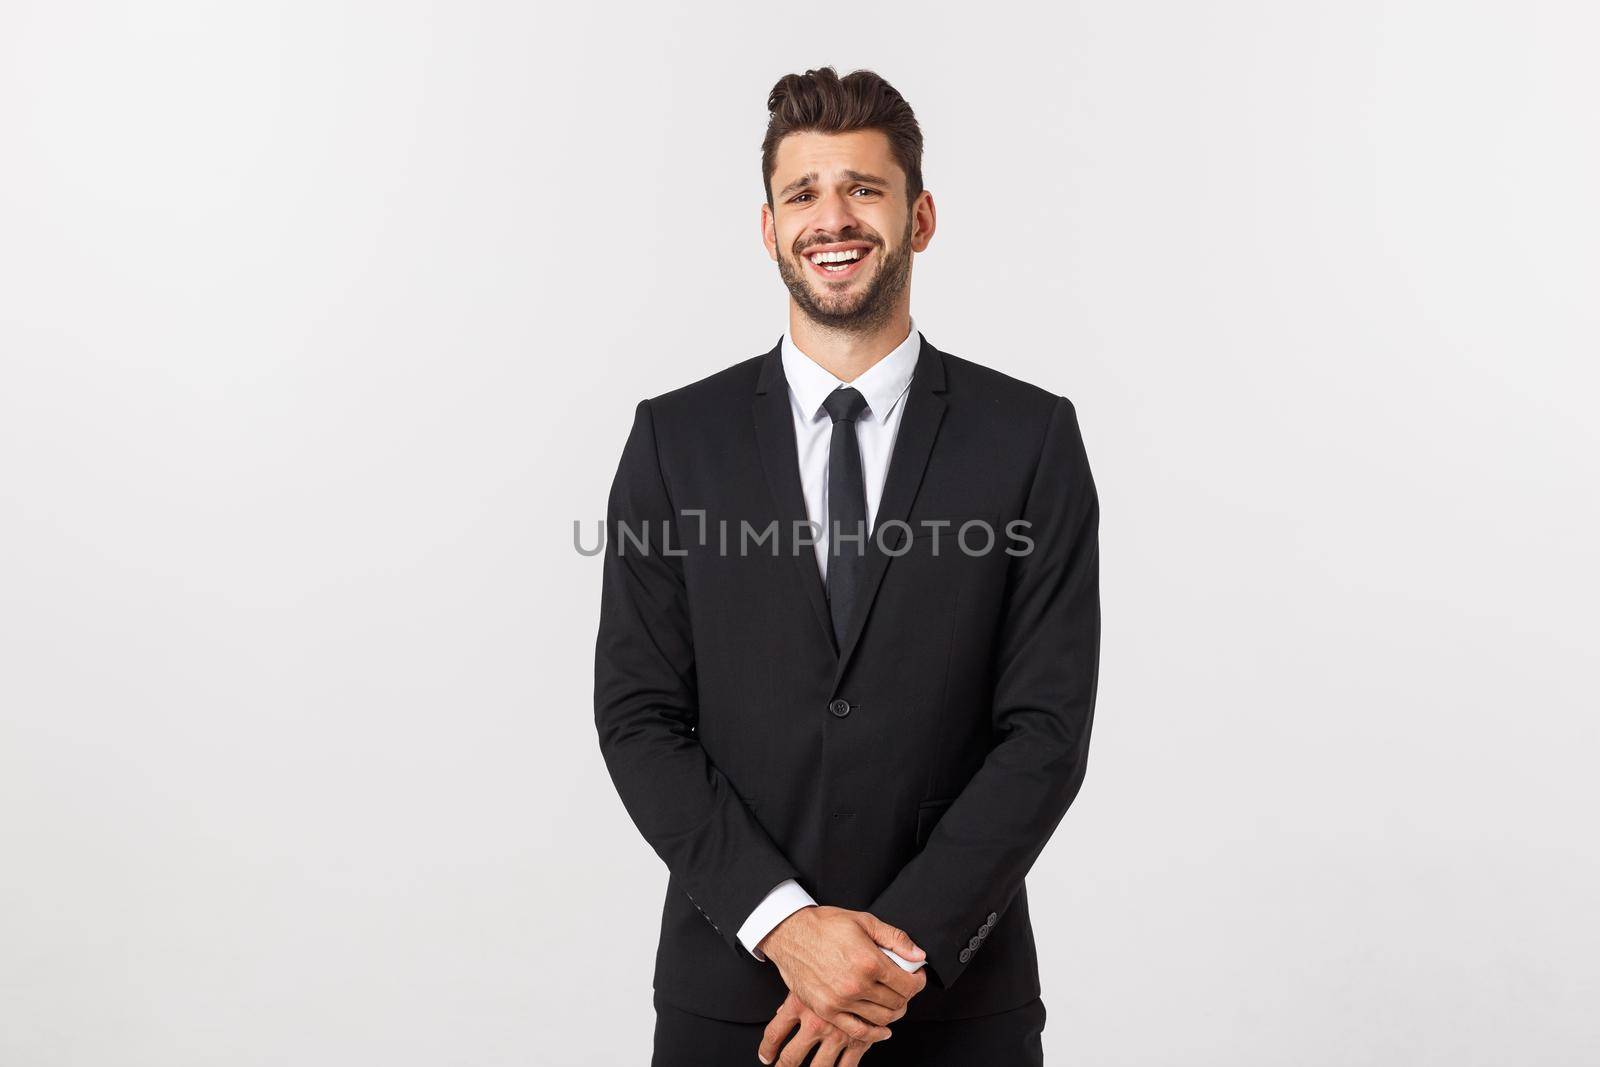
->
<box><xmin>755</xmin><ymin>905</ymin><xmax>928</xmax><ymax>1066</ymax></box>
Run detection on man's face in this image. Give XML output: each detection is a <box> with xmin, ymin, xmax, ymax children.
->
<box><xmin>762</xmin><ymin>129</ymin><xmax>930</xmax><ymax>332</ymax></box>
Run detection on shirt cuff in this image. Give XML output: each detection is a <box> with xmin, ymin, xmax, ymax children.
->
<box><xmin>736</xmin><ymin>879</ymin><xmax>817</xmax><ymax>961</ymax></box>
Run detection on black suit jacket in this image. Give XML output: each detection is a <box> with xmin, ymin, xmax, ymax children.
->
<box><xmin>593</xmin><ymin>333</ymin><xmax>1100</xmax><ymax>1023</ymax></box>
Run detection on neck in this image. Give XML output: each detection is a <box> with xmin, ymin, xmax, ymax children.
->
<box><xmin>787</xmin><ymin>305</ymin><xmax>912</xmax><ymax>383</ymax></box>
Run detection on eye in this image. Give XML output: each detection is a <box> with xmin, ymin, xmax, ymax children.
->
<box><xmin>789</xmin><ymin>188</ymin><xmax>878</xmax><ymax>204</ymax></box>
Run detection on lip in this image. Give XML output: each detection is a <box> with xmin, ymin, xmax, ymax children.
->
<box><xmin>803</xmin><ymin>243</ymin><xmax>874</xmax><ymax>281</ymax></box>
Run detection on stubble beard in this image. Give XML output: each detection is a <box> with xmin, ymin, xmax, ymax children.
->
<box><xmin>777</xmin><ymin>215</ymin><xmax>914</xmax><ymax>336</ymax></box>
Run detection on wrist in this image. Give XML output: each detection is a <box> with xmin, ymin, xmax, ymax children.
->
<box><xmin>758</xmin><ymin>903</ymin><xmax>816</xmax><ymax>960</ymax></box>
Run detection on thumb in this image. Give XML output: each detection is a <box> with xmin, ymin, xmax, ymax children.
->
<box><xmin>862</xmin><ymin>913</ymin><xmax>925</xmax><ymax>960</ymax></box>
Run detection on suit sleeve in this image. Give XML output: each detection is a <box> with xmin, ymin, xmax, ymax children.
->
<box><xmin>593</xmin><ymin>398</ymin><xmax>804</xmax><ymax>956</ymax></box>
<box><xmin>867</xmin><ymin>395</ymin><xmax>1101</xmax><ymax>988</ymax></box>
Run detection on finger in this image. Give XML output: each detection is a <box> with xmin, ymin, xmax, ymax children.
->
<box><xmin>809</xmin><ymin>1036</ymin><xmax>844</xmax><ymax>1067</ymax></box>
<box><xmin>759</xmin><ymin>999</ymin><xmax>801</xmax><ymax>1065</ymax></box>
<box><xmin>856</xmin><ymin>976</ymin><xmax>916</xmax><ymax>1013</ymax></box>
<box><xmin>842</xmin><ymin>996</ymin><xmax>900</xmax><ymax>1027</ymax></box>
<box><xmin>862</xmin><ymin>914</ymin><xmax>925</xmax><ymax>961</ymax></box>
<box><xmin>871</xmin><ymin>957</ymin><xmax>927</xmax><ymax>1000</ymax></box>
<box><xmin>858</xmin><ymin>985</ymin><xmax>911</xmax><ymax>1023</ymax></box>
<box><xmin>836</xmin><ymin>964</ymin><xmax>915</xmax><ymax>1018</ymax></box>
<box><xmin>776</xmin><ymin>1021</ymin><xmax>823</xmax><ymax>1067</ymax></box>
<box><xmin>870</xmin><ymin>967</ymin><xmax>926</xmax><ymax>1007</ymax></box>
<box><xmin>843</xmin><ymin>971</ymin><xmax>908</xmax><ymax>1014</ymax></box>
<box><xmin>871</xmin><ymin>975</ymin><xmax>919</xmax><ymax>1006</ymax></box>
<box><xmin>830</xmin><ymin>1011</ymin><xmax>892</xmax><ymax>1044</ymax></box>
<box><xmin>840</xmin><ymin>1042</ymin><xmax>870</xmax><ymax>1067</ymax></box>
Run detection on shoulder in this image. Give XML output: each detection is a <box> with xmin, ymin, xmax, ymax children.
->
<box><xmin>936</xmin><ymin>347</ymin><xmax>1081</xmax><ymax>439</ymax></box>
<box><xmin>614</xmin><ymin>349</ymin><xmax>773</xmax><ymax>473</ymax></box>
<box><xmin>644</xmin><ymin>350</ymin><xmax>768</xmax><ymax>424</ymax></box>
<box><xmin>935</xmin><ymin>348</ymin><xmax>1094</xmax><ymax>512</ymax></box>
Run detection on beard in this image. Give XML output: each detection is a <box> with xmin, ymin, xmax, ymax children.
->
<box><xmin>777</xmin><ymin>214</ymin><xmax>913</xmax><ymax>334</ymax></box>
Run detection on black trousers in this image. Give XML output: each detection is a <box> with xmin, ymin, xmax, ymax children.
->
<box><xmin>650</xmin><ymin>992</ymin><xmax>1046</xmax><ymax>1066</ymax></box>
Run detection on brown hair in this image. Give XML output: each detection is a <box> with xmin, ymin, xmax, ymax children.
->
<box><xmin>761</xmin><ymin>66</ymin><xmax>924</xmax><ymax>210</ymax></box>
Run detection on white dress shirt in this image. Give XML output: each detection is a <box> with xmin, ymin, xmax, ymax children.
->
<box><xmin>733</xmin><ymin>317</ymin><xmax>926</xmax><ymax>972</ymax></box>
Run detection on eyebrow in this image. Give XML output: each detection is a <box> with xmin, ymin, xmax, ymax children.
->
<box><xmin>777</xmin><ymin>169</ymin><xmax>893</xmax><ymax>199</ymax></box>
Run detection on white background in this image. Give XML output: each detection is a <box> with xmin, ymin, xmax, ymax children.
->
<box><xmin>2</xmin><ymin>2</ymin><xmax>1596</xmax><ymax>1064</ymax></box>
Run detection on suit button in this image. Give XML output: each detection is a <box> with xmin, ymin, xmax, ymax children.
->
<box><xmin>968</xmin><ymin>935</ymin><xmax>981</xmax><ymax>950</ymax></box>
<box><xmin>829</xmin><ymin>699</ymin><xmax>851</xmax><ymax>717</ymax></box>
<box><xmin>978</xmin><ymin>926</ymin><xmax>989</xmax><ymax>941</ymax></box>
<box><xmin>987</xmin><ymin>912</ymin><xmax>999</xmax><ymax>926</ymax></box>
<box><xmin>959</xmin><ymin>948</ymin><xmax>973</xmax><ymax>963</ymax></box>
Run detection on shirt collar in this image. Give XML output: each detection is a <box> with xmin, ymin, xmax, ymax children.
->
<box><xmin>780</xmin><ymin>317</ymin><xmax>922</xmax><ymax>423</ymax></box>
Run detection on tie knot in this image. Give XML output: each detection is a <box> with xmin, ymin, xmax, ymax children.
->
<box><xmin>822</xmin><ymin>386</ymin><xmax>869</xmax><ymax>424</ymax></box>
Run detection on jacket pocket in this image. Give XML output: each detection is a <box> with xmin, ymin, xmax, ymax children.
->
<box><xmin>914</xmin><ymin>798</ymin><xmax>956</xmax><ymax>849</ymax></box>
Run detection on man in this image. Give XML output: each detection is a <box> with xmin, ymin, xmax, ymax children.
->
<box><xmin>594</xmin><ymin>66</ymin><xmax>1100</xmax><ymax>1066</ymax></box>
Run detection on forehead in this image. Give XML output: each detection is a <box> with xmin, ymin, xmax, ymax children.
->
<box><xmin>772</xmin><ymin>129</ymin><xmax>901</xmax><ymax>190</ymax></box>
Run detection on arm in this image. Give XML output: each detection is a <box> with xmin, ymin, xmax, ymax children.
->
<box><xmin>593</xmin><ymin>399</ymin><xmax>803</xmax><ymax>954</ymax></box>
<box><xmin>738</xmin><ymin>880</ymin><xmax>925</xmax><ymax>972</ymax></box>
<box><xmin>867</xmin><ymin>395</ymin><xmax>1101</xmax><ymax>988</ymax></box>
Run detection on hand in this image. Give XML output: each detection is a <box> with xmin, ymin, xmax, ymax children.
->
<box><xmin>757</xmin><ymin>905</ymin><xmax>928</xmax><ymax>1041</ymax></box>
<box><xmin>759</xmin><ymin>989</ymin><xmax>880</xmax><ymax>1067</ymax></box>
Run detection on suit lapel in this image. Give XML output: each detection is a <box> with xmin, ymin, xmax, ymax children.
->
<box><xmin>752</xmin><ymin>341</ymin><xmax>837</xmax><ymax>653</ymax></box>
<box><xmin>834</xmin><ymin>337</ymin><xmax>948</xmax><ymax>686</ymax></box>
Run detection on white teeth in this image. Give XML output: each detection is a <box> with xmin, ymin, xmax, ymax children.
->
<box><xmin>809</xmin><ymin>248</ymin><xmax>865</xmax><ymax>264</ymax></box>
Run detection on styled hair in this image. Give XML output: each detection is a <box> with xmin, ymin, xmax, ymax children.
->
<box><xmin>761</xmin><ymin>66</ymin><xmax>924</xmax><ymax>209</ymax></box>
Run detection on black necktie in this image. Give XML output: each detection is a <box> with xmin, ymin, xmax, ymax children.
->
<box><xmin>822</xmin><ymin>387</ymin><xmax>870</xmax><ymax>647</ymax></box>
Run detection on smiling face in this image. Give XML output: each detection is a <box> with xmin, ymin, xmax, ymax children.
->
<box><xmin>762</xmin><ymin>129</ymin><xmax>934</xmax><ymax>333</ymax></box>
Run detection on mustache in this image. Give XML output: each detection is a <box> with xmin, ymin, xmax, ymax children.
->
<box><xmin>795</xmin><ymin>238</ymin><xmax>882</xmax><ymax>254</ymax></box>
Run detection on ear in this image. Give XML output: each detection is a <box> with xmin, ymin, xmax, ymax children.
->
<box><xmin>910</xmin><ymin>190</ymin><xmax>936</xmax><ymax>253</ymax></box>
<box><xmin>760</xmin><ymin>202</ymin><xmax>778</xmax><ymax>261</ymax></box>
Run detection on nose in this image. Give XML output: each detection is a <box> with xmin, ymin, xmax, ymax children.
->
<box><xmin>809</xmin><ymin>188</ymin><xmax>861</xmax><ymax>242</ymax></box>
